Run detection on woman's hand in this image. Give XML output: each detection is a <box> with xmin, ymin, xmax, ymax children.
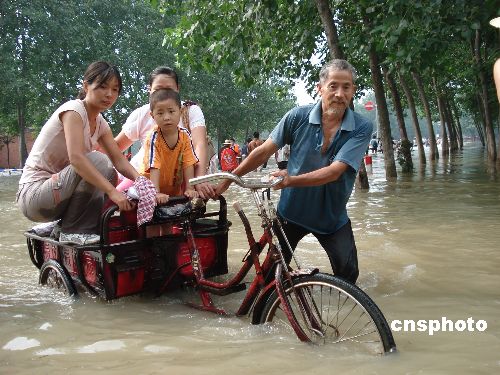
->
<box><xmin>109</xmin><ymin>189</ymin><xmax>136</xmax><ymax>211</ymax></box>
<box><xmin>155</xmin><ymin>193</ymin><xmax>169</xmax><ymax>205</ymax></box>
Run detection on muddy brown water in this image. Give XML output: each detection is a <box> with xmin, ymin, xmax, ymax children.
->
<box><xmin>1</xmin><ymin>145</ymin><xmax>499</xmax><ymax>374</ymax></box>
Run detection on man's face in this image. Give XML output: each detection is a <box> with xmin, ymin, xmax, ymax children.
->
<box><xmin>317</xmin><ymin>69</ymin><xmax>356</xmax><ymax>116</ymax></box>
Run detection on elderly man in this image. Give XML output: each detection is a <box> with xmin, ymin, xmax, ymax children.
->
<box><xmin>217</xmin><ymin>59</ymin><xmax>372</xmax><ymax>284</ymax></box>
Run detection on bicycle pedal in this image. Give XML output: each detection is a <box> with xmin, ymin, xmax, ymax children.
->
<box><xmin>185</xmin><ymin>302</ymin><xmax>227</xmax><ymax>315</ymax></box>
<box><xmin>200</xmin><ymin>283</ymin><xmax>246</xmax><ymax>296</ymax></box>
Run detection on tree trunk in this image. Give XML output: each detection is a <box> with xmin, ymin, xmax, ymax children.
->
<box><xmin>450</xmin><ymin>98</ymin><xmax>464</xmax><ymax>150</ymax></box>
<box><xmin>315</xmin><ymin>0</ymin><xmax>369</xmax><ymax>188</ymax></box>
<box><xmin>432</xmin><ymin>77</ymin><xmax>449</xmax><ymax>156</ymax></box>
<box><xmin>16</xmin><ymin>15</ymin><xmax>29</xmax><ymax>168</ymax></box>
<box><xmin>411</xmin><ymin>70</ymin><xmax>438</xmax><ymax>161</ymax></box>
<box><xmin>383</xmin><ymin>66</ymin><xmax>412</xmax><ymax>172</ymax></box>
<box><xmin>444</xmin><ymin>98</ymin><xmax>457</xmax><ymax>154</ymax></box>
<box><xmin>440</xmin><ymin>99</ymin><xmax>449</xmax><ymax>157</ymax></box>
<box><xmin>475</xmin><ymin>94</ymin><xmax>486</xmax><ymax>146</ymax></box>
<box><xmin>17</xmin><ymin>101</ymin><xmax>28</xmax><ymax>168</ymax></box>
<box><xmin>472</xmin><ymin>30</ymin><xmax>496</xmax><ymax>160</ymax></box>
<box><xmin>397</xmin><ymin>68</ymin><xmax>426</xmax><ymax>165</ymax></box>
<box><xmin>383</xmin><ymin>67</ymin><xmax>408</xmax><ymax>141</ymax></box>
<box><xmin>444</xmin><ymin>95</ymin><xmax>459</xmax><ymax>152</ymax></box>
<box><xmin>355</xmin><ymin>159</ymin><xmax>369</xmax><ymax>190</ymax></box>
<box><xmin>366</xmin><ymin>46</ymin><xmax>397</xmax><ymax>178</ymax></box>
<box><xmin>314</xmin><ymin>0</ymin><xmax>344</xmax><ymax>59</ymax></box>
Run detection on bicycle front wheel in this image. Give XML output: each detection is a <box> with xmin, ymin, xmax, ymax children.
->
<box><xmin>259</xmin><ymin>273</ymin><xmax>396</xmax><ymax>355</ymax></box>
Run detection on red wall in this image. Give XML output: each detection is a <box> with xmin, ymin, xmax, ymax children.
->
<box><xmin>0</xmin><ymin>132</ymin><xmax>35</xmax><ymax>169</ymax></box>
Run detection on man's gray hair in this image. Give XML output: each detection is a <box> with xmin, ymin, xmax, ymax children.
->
<box><xmin>319</xmin><ymin>59</ymin><xmax>357</xmax><ymax>83</ymax></box>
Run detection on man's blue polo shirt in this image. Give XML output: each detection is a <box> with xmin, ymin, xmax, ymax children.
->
<box><xmin>269</xmin><ymin>101</ymin><xmax>372</xmax><ymax>234</ymax></box>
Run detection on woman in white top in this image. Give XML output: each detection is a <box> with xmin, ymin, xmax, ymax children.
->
<box><xmin>115</xmin><ymin>66</ymin><xmax>215</xmax><ymax>198</ymax></box>
<box><xmin>16</xmin><ymin>61</ymin><xmax>140</xmax><ymax>245</ymax></box>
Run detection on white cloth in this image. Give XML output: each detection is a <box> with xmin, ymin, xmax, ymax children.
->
<box><xmin>276</xmin><ymin>144</ymin><xmax>290</xmax><ymax>163</ymax></box>
<box><xmin>127</xmin><ymin>176</ymin><xmax>157</xmax><ymax>226</ymax></box>
<box><xmin>122</xmin><ymin>102</ymin><xmax>206</xmax><ymax>169</ymax></box>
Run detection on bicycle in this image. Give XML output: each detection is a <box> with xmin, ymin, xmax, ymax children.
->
<box><xmin>186</xmin><ymin>172</ymin><xmax>396</xmax><ymax>355</ymax></box>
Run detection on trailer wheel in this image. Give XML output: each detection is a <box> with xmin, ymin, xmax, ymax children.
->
<box><xmin>39</xmin><ymin>260</ymin><xmax>77</xmax><ymax>296</ymax></box>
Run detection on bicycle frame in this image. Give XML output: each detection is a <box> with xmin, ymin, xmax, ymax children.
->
<box><xmin>174</xmin><ymin>179</ymin><xmax>283</xmax><ymax>316</ymax></box>
<box><xmin>167</xmin><ymin>173</ymin><xmax>316</xmax><ymax>342</ymax></box>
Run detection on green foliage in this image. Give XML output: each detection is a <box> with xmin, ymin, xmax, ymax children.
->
<box><xmin>159</xmin><ymin>0</ymin><xmax>322</xmax><ymax>87</ymax></box>
<box><xmin>155</xmin><ymin>0</ymin><xmax>500</xmax><ymax>139</ymax></box>
<box><xmin>0</xmin><ymin>0</ymin><xmax>294</xmax><ymax>148</ymax></box>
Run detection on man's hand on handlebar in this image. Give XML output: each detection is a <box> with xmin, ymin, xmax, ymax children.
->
<box><xmin>269</xmin><ymin>170</ymin><xmax>289</xmax><ymax>190</ymax></box>
<box><xmin>215</xmin><ymin>178</ymin><xmax>232</xmax><ymax>197</ymax></box>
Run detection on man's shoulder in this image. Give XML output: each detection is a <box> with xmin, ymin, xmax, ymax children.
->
<box><xmin>348</xmin><ymin>110</ymin><xmax>373</xmax><ymax>135</ymax></box>
<box><xmin>281</xmin><ymin>104</ymin><xmax>316</xmax><ymax>129</ymax></box>
<box><xmin>352</xmin><ymin>110</ymin><xmax>372</xmax><ymax>127</ymax></box>
<box><xmin>288</xmin><ymin>103</ymin><xmax>315</xmax><ymax>118</ymax></box>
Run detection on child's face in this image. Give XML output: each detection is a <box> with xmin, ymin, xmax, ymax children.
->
<box><xmin>151</xmin><ymin>98</ymin><xmax>181</xmax><ymax>132</ymax></box>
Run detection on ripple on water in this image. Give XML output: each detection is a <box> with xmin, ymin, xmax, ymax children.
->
<box><xmin>143</xmin><ymin>345</ymin><xmax>180</xmax><ymax>354</ymax></box>
<box><xmin>35</xmin><ymin>347</ymin><xmax>65</xmax><ymax>356</ymax></box>
<box><xmin>3</xmin><ymin>336</ymin><xmax>41</xmax><ymax>350</ymax></box>
<box><xmin>39</xmin><ymin>322</ymin><xmax>52</xmax><ymax>330</ymax></box>
<box><xmin>77</xmin><ymin>339</ymin><xmax>126</xmax><ymax>353</ymax></box>
<box><xmin>399</xmin><ymin>263</ymin><xmax>418</xmax><ymax>282</ymax></box>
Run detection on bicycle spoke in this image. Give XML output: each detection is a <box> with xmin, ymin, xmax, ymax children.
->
<box><xmin>259</xmin><ymin>274</ymin><xmax>395</xmax><ymax>354</ymax></box>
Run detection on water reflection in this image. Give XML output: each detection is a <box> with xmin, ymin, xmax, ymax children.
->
<box><xmin>1</xmin><ymin>145</ymin><xmax>499</xmax><ymax>374</ymax></box>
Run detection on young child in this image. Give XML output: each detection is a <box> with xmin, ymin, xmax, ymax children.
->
<box><xmin>139</xmin><ymin>89</ymin><xmax>199</xmax><ymax>204</ymax></box>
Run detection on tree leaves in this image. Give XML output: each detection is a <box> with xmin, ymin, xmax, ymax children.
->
<box><xmin>0</xmin><ymin>0</ymin><xmax>294</xmax><ymax>152</ymax></box>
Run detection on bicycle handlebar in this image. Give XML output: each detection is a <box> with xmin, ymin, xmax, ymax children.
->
<box><xmin>189</xmin><ymin>172</ymin><xmax>284</xmax><ymax>190</ymax></box>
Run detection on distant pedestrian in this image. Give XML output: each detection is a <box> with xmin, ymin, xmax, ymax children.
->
<box><xmin>240</xmin><ymin>137</ymin><xmax>251</xmax><ymax>161</ymax></box>
<box><xmin>369</xmin><ymin>135</ymin><xmax>378</xmax><ymax>154</ymax></box>
<box><xmin>248</xmin><ymin>131</ymin><xmax>267</xmax><ymax>170</ymax></box>
<box><xmin>219</xmin><ymin>139</ymin><xmax>239</xmax><ymax>172</ymax></box>
<box><xmin>275</xmin><ymin>144</ymin><xmax>290</xmax><ymax>170</ymax></box>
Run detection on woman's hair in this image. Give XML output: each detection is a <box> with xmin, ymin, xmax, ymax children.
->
<box><xmin>148</xmin><ymin>66</ymin><xmax>179</xmax><ymax>87</ymax></box>
<box><xmin>149</xmin><ymin>88</ymin><xmax>181</xmax><ymax>111</ymax></box>
<box><xmin>78</xmin><ymin>61</ymin><xmax>122</xmax><ymax>99</ymax></box>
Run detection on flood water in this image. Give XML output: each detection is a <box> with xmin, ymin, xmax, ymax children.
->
<box><xmin>1</xmin><ymin>144</ymin><xmax>499</xmax><ymax>374</ymax></box>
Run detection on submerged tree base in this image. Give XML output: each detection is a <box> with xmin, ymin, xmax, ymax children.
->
<box><xmin>397</xmin><ymin>140</ymin><xmax>414</xmax><ymax>173</ymax></box>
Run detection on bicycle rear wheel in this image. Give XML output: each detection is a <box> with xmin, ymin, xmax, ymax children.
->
<box><xmin>39</xmin><ymin>259</ymin><xmax>77</xmax><ymax>297</ymax></box>
<box><xmin>259</xmin><ymin>273</ymin><xmax>396</xmax><ymax>355</ymax></box>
